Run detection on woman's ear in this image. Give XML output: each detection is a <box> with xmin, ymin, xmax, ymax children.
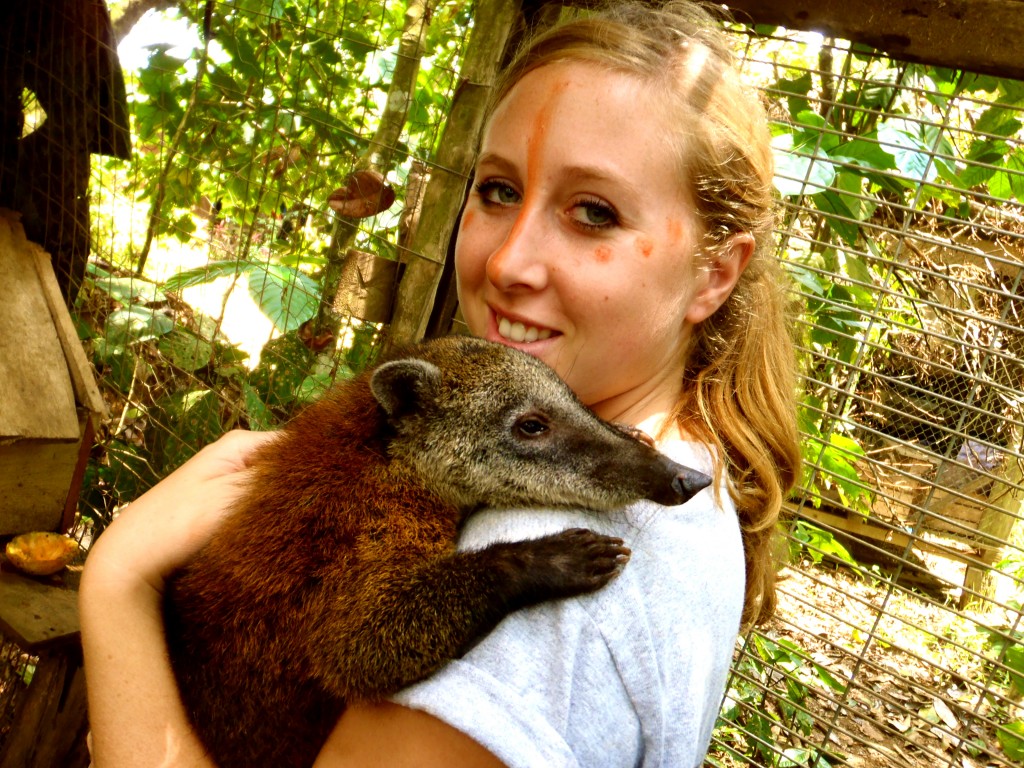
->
<box><xmin>685</xmin><ymin>233</ymin><xmax>755</xmax><ymax>324</ymax></box>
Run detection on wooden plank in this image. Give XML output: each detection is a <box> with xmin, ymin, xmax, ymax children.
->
<box><xmin>791</xmin><ymin>502</ymin><xmax>914</xmax><ymax>549</ymax></box>
<box><xmin>0</xmin><ymin>210</ymin><xmax>78</xmax><ymax>441</ymax></box>
<box><xmin>721</xmin><ymin>0</ymin><xmax>1024</xmax><ymax>81</ymax></box>
<box><xmin>0</xmin><ymin>647</ymin><xmax>90</xmax><ymax>768</ymax></box>
<box><xmin>0</xmin><ymin>570</ymin><xmax>80</xmax><ymax>650</ymax></box>
<box><xmin>27</xmin><ymin>235</ymin><xmax>108</xmax><ymax>419</ymax></box>
<box><xmin>0</xmin><ymin>438</ymin><xmax>80</xmax><ymax>535</ymax></box>
<box><xmin>61</xmin><ymin>411</ymin><xmax>97</xmax><ymax>534</ymax></box>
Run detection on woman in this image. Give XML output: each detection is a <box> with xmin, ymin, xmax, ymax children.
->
<box><xmin>81</xmin><ymin>2</ymin><xmax>800</xmax><ymax>766</ymax></box>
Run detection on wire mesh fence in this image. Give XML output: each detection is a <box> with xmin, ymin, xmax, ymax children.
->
<box><xmin>712</xmin><ymin>22</ymin><xmax>1024</xmax><ymax>768</ymax></box>
<box><xmin>0</xmin><ymin>2</ymin><xmax>1021</xmax><ymax>767</ymax></box>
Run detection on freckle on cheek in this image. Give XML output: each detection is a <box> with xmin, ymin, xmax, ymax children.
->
<box><xmin>594</xmin><ymin>245</ymin><xmax>612</xmax><ymax>263</ymax></box>
<box><xmin>637</xmin><ymin>238</ymin><xmax>654</xmax><ymax>258</ymax></box>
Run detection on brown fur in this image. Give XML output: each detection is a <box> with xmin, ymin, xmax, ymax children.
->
<box><xmin>164</xmin><ymin>336</ymin><xmax>709</xmax><ymax>768</ymax></box>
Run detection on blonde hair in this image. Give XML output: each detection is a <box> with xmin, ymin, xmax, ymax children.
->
<box><xmin>492</xmin><ymin>1</ymin><xmax>801</xmax><ymax>628</ymax></box>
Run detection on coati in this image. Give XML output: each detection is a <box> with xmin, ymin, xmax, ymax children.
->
<box><xmin>164</xmin><ymin>335</ymin><xmax>711</xmax><ymax>768</ymax></box>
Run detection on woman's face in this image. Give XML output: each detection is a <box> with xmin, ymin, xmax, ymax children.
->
<box><xmin>455</xmin><ymin>62</ymin><xmax>730</xmax><ymax>426</ymax></box>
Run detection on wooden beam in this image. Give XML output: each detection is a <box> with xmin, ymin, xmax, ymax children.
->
<box><xmin>721</xmin><ymin>0</ymin><xmax>1024</xmax><ymax>80</ymax></box>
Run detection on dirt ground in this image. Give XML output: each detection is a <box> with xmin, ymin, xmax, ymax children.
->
<box><xmin>708</xmin><ymin>557</ymin><xmax>1022</xmax><ymax>768</ymax></box>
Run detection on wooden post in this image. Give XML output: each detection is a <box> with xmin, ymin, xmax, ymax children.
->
<box><xmin>962</xmin><ymin>426</ymin><xmax>1023</xmax><ymax>606</ymax></box>
<box><xmin>0</xmin><ymin>571</ymin><xmax>88</xmax><ymax>768</ymax></box>
<box><xmin>385</xmin><ymin>0</ymin><xmax>520</xmax><ymax>349</ymax></box>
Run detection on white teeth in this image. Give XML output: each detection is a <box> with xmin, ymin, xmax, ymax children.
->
<box><xmin>498</xmin><ymin>316</ymin><xmax>552</xmax><ymax>343</ymax></box>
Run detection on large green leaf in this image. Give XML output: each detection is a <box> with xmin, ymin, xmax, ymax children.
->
<box><xmin>92</xmin><ymin>275</ymin><xmax>167</xmax><ymax>305</ymax></box>
<box><xmin>772</xmin><ymin>132</ymin><xmax>836</xmax><ymax>197</ymax></box>
<box><xmin>247</xmin><ymin>264</ymin><xmax>320</xmax><ymax>332</ymax></box>
<box><xmin>830</xmin><ymin>136</ymin><xmax>898</xmax><ymax>173</ymax></box>
<box><xmin>105</xmin><ymin>306</ymin><xmax>175</xmax><ymax>345</ymax></box>
<box><xmin>988</xmin><ymin>148</ymin><xmax>1024</xmax><ymax>201</ymax></box>
<box><xmin>164</xmin><ymin>261</ymin><xmax>247</xmax><ymax>291</ymax></box>
<box><xmin>998</xmin><ymin>720</ymin><xmax>1024</xmax><ymax>761</ymax></box>
<box><xmin>876</xmin><ymin>119</ymin><xmax>957</xmax><ymax>186</ymax></box>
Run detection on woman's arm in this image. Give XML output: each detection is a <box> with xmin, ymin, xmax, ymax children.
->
<box><xmin>81</xmin><ymin>430</ymin><xmax>274</xmax><ymax>767</ymax></box>
<box><xmin>317</xmin><ymin>703</ymin><xmax>508</xmax><ymax>767</ymax></box>
<box><xmin>81</xmin><ymin>429</ymin><xmax>506</xmax><ymax>767</ymax></box>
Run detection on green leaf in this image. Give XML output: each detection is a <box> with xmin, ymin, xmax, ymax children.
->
<box><xmin>92</xmin><ymin>275</ymin><xmax>167</xmax><ymax>305</ymax></box>
<box><xmin>997</xmin><ymin>720</ymin><xmax>1024</xmax><ymax>760</ymax></box>
<box><xmin>241</xmin><ymin>382</ymin><xmax>277</xmax><ymax>431</ymax></box>
<box><xmin>974</xmin><ymin>105</ymin><xmax>1023</xmax><ymax>138</ymax></box>
<box><xmin>779</xmin><ymin>747</ymin><xmax>816</xmax><ymax>767</ymax></box>
<box><xmin>784</xmin><ymin>262</ymin><xmax>828</xmax><ymax>297</ymax></box>
<box><xmin>830</xmin><ymin>136</ymin><xmax>898</xmax><ymax>173</ymax></box>
<box><xmin>155</xmin><ymin>389</ymin><xmax>225</xmax><ymax>472</ymax></box>
<box><xmin>341</xmin><ymin>30</ymin><xmax>377</xmax><ymax>61</ymax></box>
<box><xmin>878</xmin><ymin>122</ymin><xmax>937</xmax><ymax>182</ymax></box>
<box><xmin>773</xmin><ymin>132</ymin><xmax>836</xmax><ymax>197</ymax></box>
<box><xmin>1005</xmin><ymin>643</ymin><xmax>1024</xmax><ymax>695</ymax></box>
<box><xmin>205</xmin><ymin>65</ymin><xmax>245</xmax><ymax>98</ymax></box>
<box><xmin>105</xmin><ymin>306</ymin><xmax>175</xmax><ymax>345</ymax></box>
<box><xmin>247</xmin><ymin>265</ymin><xmax>320</xmax><ymax>333</ymax></box>
<box><xmin>296</xmin><ymin>372</ymin><xmax>335</xmax><ymax>403</ymax></box>
<box><xmin>820</xmin><ymin>436</ymin><xmax>864</xmax><ymax>488</ymax></box>
<box><xmin>164</xmin><ymin>261</ymin><xmax>246</xmax><ymax>291</ymax></box>
<box><xmin>876</xmin><ymin>120</ymin><xmax>957</xmax><ymax>188</ymax></box>
<box><xmin>159</xmin><ymin>328</ymin><xmax>215</xmax><ymax>371</ymax></box>
<box><xmin>988</xmin><ymin>148</ymin><xmax>1024</xmax><ymax>201</ymax></box>
<box><xmin>770</xmin><ymin>72</ymin><xmax>813</xmax><ymax>117</ymax></box>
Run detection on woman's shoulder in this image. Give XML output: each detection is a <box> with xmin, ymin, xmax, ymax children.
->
<box><xmin>393</xmin><ymin>438</ymin><xmax>745</xmax><ymax>767</ymax></box>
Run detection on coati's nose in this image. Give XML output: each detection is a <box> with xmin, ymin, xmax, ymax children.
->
<box><xmin>671</xmin><ymin>468</ymin><xmax>712</xmax><ymax>500</ymax></box>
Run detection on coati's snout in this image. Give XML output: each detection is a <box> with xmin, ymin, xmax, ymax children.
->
<box><xmin>669</xmin><ymin>464</ymin><xmax>713</xmax><ymax>506</ymax></box>
<box><xmin>625</xmin><ymin>448</ymin><xmax>712</xmax><ymax>508</ymax></box>
<box><xmin>608</xmin><ymin>422</ymin><xmax>712</xmax><ymax>506</ymax></box>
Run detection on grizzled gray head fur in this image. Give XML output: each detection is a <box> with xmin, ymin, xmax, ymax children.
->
<box><xmin>370</xmin><ymin>336</ymin><xmax>710</xmax><ymax>513</ymax></box>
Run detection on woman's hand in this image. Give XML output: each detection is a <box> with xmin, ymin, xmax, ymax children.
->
<box><xmin>81</xmin><ymin>429</ymin><xmax>275</xmax><ymax>768</ymax></box>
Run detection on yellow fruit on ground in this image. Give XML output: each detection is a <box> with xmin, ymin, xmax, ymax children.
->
<box><xmin>5</xmin><ymin>532</ymin><xmax>79</xmax><ymax>576</ymax></box>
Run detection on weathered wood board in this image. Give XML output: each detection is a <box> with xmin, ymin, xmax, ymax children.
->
<box><xmin>0</xmin><ymin>212</ymin><xmax>78</xmax><ymax>442</ymax></box>
<box><xmin>0</xmin><ymin>209</ymin><xmax>101</xmax><ymax>535</ymax></box>
<box><xmin>722</xmin><ymin>0</ymin><xmax>1024</xmax><ymax>81</ymax></box>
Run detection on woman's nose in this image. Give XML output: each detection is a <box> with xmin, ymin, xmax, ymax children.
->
<box><xmin>485</xmin><ymin>206</ymin><xmax>549</xmax><ymax>292</ymax></box>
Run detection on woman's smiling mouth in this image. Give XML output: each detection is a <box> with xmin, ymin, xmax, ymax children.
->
<box><xmin>496</xmin><ymin>314</ymin><xmax>555</xmax><ymax>343</ymax></box>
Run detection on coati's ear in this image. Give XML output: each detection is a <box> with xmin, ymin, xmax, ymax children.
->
<box><xmin>370</xmin><ymin>359</ymin><xmax>442</xmax><ymax>418</ymax></box>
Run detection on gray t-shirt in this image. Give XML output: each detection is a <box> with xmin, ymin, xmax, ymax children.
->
<box><xmin>393</xmin><ymin>440</ymin><xmax>745</xmax><ymax>767</ymax></box>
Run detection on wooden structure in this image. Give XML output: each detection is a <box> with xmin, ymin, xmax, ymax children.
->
<box><xmin>0</xmin><ymin>209</ymin><xmax>104</xmax><ymax>766</ymax></box>
<box><xmin>0</xmin><ymin>571</ymin><xmax>88</xmax><ymax>768</ymax></box>
<box><xmin>0</xmin><ymin>209</ymin><xmax>106</xmax><ymax>535</ymax></box>
<box><xmin>722</xmin><ymin>0</ymin><xmax>1024</xmax><ymax>82</ymax></box>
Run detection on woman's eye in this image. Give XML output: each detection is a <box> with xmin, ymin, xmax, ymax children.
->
<box><xmin>475</xmin><ymin>180</ymin><xmax>521</xmax><ymax>206</ymax></box>
<box><xmin>570</xmin><ymin>199</ymin><xmax>618</xmax><ymax>229</ymax></box>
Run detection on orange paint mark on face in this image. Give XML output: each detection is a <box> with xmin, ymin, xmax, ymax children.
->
<box><xmin>666</xmin><ymin>218</ymin><xmax>684</xmax><ymax>244</ymax></box>
<box><xmin>461</xmin><ymin>209</ymin><xmax>475</xmax><ymax>229</ymax></box>
<box><xmin>594</xmin><ymin>245</ymin><xmax>612</xmax><ymax>263</ymax></box>
<box><xmin>487</xmin><ymin>74</ymin><xmax>570</xmax><ymax>278</ymax></box>
<box><xmin>636</xmin><ymin>237</ymin><xmax>654</xmax><ymax>258</ymax></box>
<box><xmin>525</xmin><ymin>76</ymin><xmax>568</xmax><ymax>187</ymax></box>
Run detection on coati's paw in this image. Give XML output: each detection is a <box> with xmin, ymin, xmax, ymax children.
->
<box><xmin>503</xmin><ymin>528</ymin><xmax>631</xmax><ymax>601</ymax></box>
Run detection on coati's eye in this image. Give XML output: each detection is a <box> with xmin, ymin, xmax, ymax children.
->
<box><xmin>515</xmin><ymin>417</ymin><xmax>549</xmax><ymax>437</ymax></box>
